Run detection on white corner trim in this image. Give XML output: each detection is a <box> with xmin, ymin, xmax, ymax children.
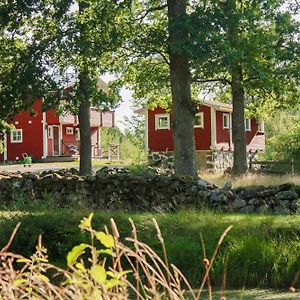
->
<box><xmin>145</xmin><ymin>109</ymin><xmax>149</xmax><ymax>151</ymax></box>
<box><xmin>245</xmin><ymin>118</ymin><xmax>251</xmax><ymax>132</ymax></box>
<box><xmin>3</xmin><ymin>133</ymin><xmax>7</xmax><ymax>161</ymax></box>
<box><xmin>210</xmin><ymin>107</ymin><xmax>217</xmax><ymax>150</ymax></box>
<box><xmin>229</xmin><ymin>113</ymin><xmax>233</xmax><ymax>149</ymax></box>
<box><xmin>42</xmin><ymin>112</ymin><xmax>47</xmax><ymax>158</ymax></box>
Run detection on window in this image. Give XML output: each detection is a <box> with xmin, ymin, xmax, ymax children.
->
<box><xmin>155</xmin><ymin>114</ymin><xmax>170</xmax><ymax>130</ymax></box>
<box><xmin>48</xmin><ymin>127</ymin><xmax>53</xmax><ymax>139</ymax></box>
<box><xmin>66</xmin><ymin>127</ymin><xmax>74</xmax><ymax>135</ymax></box>
<box><xmin>223</xmin><ymin>113</ymin><xmax>230</xmax><ymax>129</ymax></box>
<box><xmin>194</xmin><ymin>112</ymin><xmax>204</xmax><ymax>128</ymax></box>
<box><xmin>245</xmin><ymin>119</ymin><xmax>251</xmax><ymax>131</ymax></box>
<box><xmin>75</xmin><ymin>128</ymin><xmax>80</xmax><ymax>141</ymax></box>
<box><xmin>11</xmin><ymin>129</ymin><xmax>23</xmax><ymax>143</ymax></box>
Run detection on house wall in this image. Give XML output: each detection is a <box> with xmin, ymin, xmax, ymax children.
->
<box><xmin>148</xmin><ymin>108</ymin><xmax>174</xmax><ymax>152</ymax></box>
<box><xmin>246</xmin><ymin>118</ymin><xmax>258</xmax><ymax>144</ymax></box>
<box><xmin>46</xmin><ymin>108</ymin><xmax>60</xmax><ymax>125</ymax></box>
<box><xmin>148</xmin><ymin>106</ymin><xmax>212</xmax><ymax>152</ymax></box>
<box><xmin>101</xmin><ymin>111</ymin><xmax>115</xmax><ymax>128</ymax></box>
<box><xmin>216</xmin><ymin>111</ymin><xmax>230</xmax><ymax>145</ymax></box>
<box><xmin>6</xmin><ymin>100</ymin><xmax>44</xmax><ymax>161</ymax></box>
<box><xmin>194</xmin><ymin>105</ymin><xmax>211</xmax><ymax>151</ymax></box>
<box><xmin>91</xmin><ymin>128</ymin><xmax>99</xmax><ymax>145</ymax></box>
<box><xmin>60</xmin><ymin>125</ymin><xmax>77</xmax><ymax>155</ymax></box>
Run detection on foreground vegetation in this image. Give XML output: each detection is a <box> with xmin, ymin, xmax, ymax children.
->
<box><xmin>1</xmin><ymin>210</ymin><xmax>300</xmax><ymax>290</ymax></box>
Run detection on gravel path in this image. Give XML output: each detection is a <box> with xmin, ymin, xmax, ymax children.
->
<box><xmin>0</xmin><ymin>162</ymin><xmax>80</xmax><ymax>173</ymax></box>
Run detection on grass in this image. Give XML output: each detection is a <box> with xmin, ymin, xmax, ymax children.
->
<box><xmin>201</xmin><ymin>172</ymin><xmax>300</xmax><ymax>188</ymax></box>
<box><xmin>0</xmin><ymin>210</ymin><xmax>300</xmax><ymax>289</ymax></box>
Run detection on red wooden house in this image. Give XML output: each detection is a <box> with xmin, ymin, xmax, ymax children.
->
<box><xmin>137</xmin><ymin>100</ymin><xmax>265</xmax><ymax>170</ymax></box>
<box><xmin>0</xmin><ymin>99</ymin><xmax>115</xmax><ymax>162</ymax></box>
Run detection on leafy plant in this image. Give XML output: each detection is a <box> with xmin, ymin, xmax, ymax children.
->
<box><xmin>0</xmin><ymin>213</ymin><xmax>233</xmax><ymax>299</ymax></box>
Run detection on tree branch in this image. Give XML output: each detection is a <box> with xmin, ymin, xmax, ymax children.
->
<box><xmin>192</xmin><ymin>77</ymin><xmax>231</xmax><ymax>85</ymax></box>
<box><xmin>244</xmin><ymin>77</ymin><xmax>258</xmax><ymax>82</ymax></box>
<box><xmin>157</xmin><ymin>51</ymin><xmax>170</xmax><ymax>65</ymax></box>
<box><xmin>136</xmin><ymin>4</ymin><xmax>168</xmax><ymax>21</ymax></box>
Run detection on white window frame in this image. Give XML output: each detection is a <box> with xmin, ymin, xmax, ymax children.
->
<box><xmin>11</xmin><ymin>129</ymin><xmax>23</xmax><ymax>143</ymax></box>
<box><xmin>48</xmin><ymin>126</ymin><xmax>53</xmax><ymax>139</ymax></box>
<box><xmin>75</xmin><ymin>128</ymin><xmax>80</xmax><ymax>141</ymax></box>
<box><xmin>155</xmin><ymin>114</ymin><xmax>170</xmax><ymax>130</ymax></box>
<box><xmin>66</xmin><ymin>127</ymin><xmax>74</xmax><ymax>135</ymax></box>
<box><xmin>223</xmin><ymin>113</ymin><xmax>230</xmax><ymax>129</ymax></box>
<box><xmin>194</xmin><ymin>112</ymin><xmax>204</xmax><ymax>128</ymax></box>
<box><xmin>245</xmin><ymin>118</ymin><xmax>251</xmax><ymax>132</ymax></box>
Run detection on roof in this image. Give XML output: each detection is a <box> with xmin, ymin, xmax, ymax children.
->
<box><xmin>135</xmin><ymin>100</ymin><xmax>233</xmax><ymax>114</ymax></box>
<box><xmin>199</xmin><ymin>100</ymin><xmax>232</xmax><ymax>112</ymax></box>
<box><xmin>135</xmin><ymin>108</ymin><xmax>147</xmax><ymax>114</ymax></box>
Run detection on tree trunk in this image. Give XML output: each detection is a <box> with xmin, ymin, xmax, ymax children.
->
<box><xmin>78</xmin><ymin>73</ymin><xmax>92</xmax><ymax>175</ymax></box>
<box><xmin>226</xmin><ymin>0</ymin><xmax>247</xmax><ymax>175</ymax></box>
<box><xmin>231</xmin><ymin>64</ymin><xmax>247</xmax><ymax>175</ymax></box>
<box><xmin>78</xmin><ymin>0</ymin><xmax>92</xmax><ymax>176</ymax></box>
<box><xmin>167</xmin><ymin>0</ymin><xmax>197</xmax><ymax>178</ymax></box>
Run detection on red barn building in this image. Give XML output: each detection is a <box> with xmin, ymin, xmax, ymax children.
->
<box><xmin>137</xmin><ymin>100</ymin><xmax>265</xmax><ymax>171</ymax></box>
<box><xmin>0</xmin><ymin>99</ymin><xmax>115</xmax><ymax>162</ymax></box>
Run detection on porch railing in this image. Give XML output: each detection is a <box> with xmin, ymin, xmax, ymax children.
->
<box><xmin>62</xmin><ymin>141</ymin><xmax>103</xmax><ymax>158</ymax></box>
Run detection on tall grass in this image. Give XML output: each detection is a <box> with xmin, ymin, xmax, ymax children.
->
<box><xmin>0</xmin><ymin>210</ymin><xmax>300</xmax><ymax>289</ymax></box>
<box><xmin>0</xmin><ymin>214</ymin><xmax>231</xmax><ymax>299</ymax></box>
<box><xmin>201</xmin><ymin>172</ymin><xmax>300</xmax><ymax>188</ymax></box>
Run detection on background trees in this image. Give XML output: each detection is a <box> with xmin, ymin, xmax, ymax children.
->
<box><xmin>118</xmin><ymin>0</ymin><xmax>200</xmax><ymax>177</ymax></box>
<box><xmin>0</xmin><ymin>1</ymin><xmax>55</xmax><ymax>122</ymax></box>
<box><xmin>33</xmin><ymin>0</ymin><xmax>131</xmax><ymax>175</ymax></box>
<box><xmin>190</xmin><ymin>0</ymin><xmax>300</xmax><ymax>175</ymax></box>
<box><xmin>119</xmin><ymin>0</ymin><xmax>300</xmax><ymax>176</ymax></box>
<box><xmin>1</xmin><ymin>0</ymin><xmax>299</xmax><ymax>176</ymax></box>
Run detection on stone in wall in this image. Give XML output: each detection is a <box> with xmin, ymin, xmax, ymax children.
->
<box><xmin>0</xmin><ymin>167</ymin><xmax>299</xmax><ymax>215</ymax></box>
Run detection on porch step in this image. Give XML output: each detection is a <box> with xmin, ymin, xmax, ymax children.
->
<box><xmin>41</xmin><ymin>155</ymin><xmax>79</xmax><ymax>163</ymax></box>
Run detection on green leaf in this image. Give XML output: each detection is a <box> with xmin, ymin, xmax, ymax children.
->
<box><xmin>79</xmin><ymin>213</ymin><xmax>94</xmax><ymax>230</ymax></box>
<box><xmin>105</xmin><ymin>278</ymin><xmax>126</xmax><ymax>290</ymax></box>
<box><xmin>16</xmin><ymin>258</ymin><xmax>31</xmax><ymax>264</ymax></box>
<box><xmin>95</xmin><ymin>232</ymin><xmax>115</xmax><ymax>249</ymax></box>
<box><xmin>106</xmin><ymin>270</ymin><xmax>131</xmax><ymax>279</ymax></box>
<box><xmin>13</xmin><ymin>279</ymin><xmax>27</xmax><ymax>286</ymax></box>
<box><xmin>116</xmin><ymin>270</ymin><xmax>132</xmax><ymax>279</ymax></box>
<box><xmin>75</xmin><ymin>262</ymin><xmax>85</xmax><ymax>270</ymax></box>
<box><xmin>67</xmin><ymin>243</ymin><xmax>90</xmax><ymax>266</ymax></box>
<box><xmin>90</xmin><ymin>265</ymin><xmax>106</xmax><ymax>284</ymax></box>
<box><xmin>98</xmin><ymin>249</ymin><xmax>113</xmax><ymax>256</ymax></box>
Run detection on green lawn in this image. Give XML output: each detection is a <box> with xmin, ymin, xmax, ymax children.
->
<box><xmin>1</xmin><ymin>209</ymin><xmax>300</xmax><ymax>289</ymax></box>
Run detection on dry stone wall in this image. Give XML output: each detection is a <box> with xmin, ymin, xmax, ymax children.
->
<box><xmin>0</xmin><ymin>167</ymin><xmax>299</xmax><ymax>214</ymax></box>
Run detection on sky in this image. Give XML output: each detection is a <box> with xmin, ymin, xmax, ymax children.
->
<box><xmin>101</xmin><ymin>74</ymin><xmax>134</xmax><ymax>132</ymax></box>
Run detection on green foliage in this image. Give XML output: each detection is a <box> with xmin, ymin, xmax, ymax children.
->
<box><xmin>2</xmin><ymin>210</ymin><xmax>300</xmax><ymax>288</ymax></box>
<box><xmin>0</xmin><ymin>1</ymin><xmax>56</xmax><ymax>121</ymax></box>
<box><xmin>36</xmin><ymin>0</ymin><xmax>131</xmax><ymax>112</ymax></box>
<box><xmin>9</xmin><ymin>213</ymin><xmax>127</xmax><ymax>298</ymax></box>
<box><xmin>101</xmin><ymin>122</ymin><xmax>146</xmax><ymax>164</ymax></box>
<box><xmin>263</xmin><ymin>109</ymin><xmax>300</xmax><ymax>172</ymax></box>
<box><xmin>190</xmin><ymin>0</ymin><xmax>300</xmax><ymax>112</ymax></box>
